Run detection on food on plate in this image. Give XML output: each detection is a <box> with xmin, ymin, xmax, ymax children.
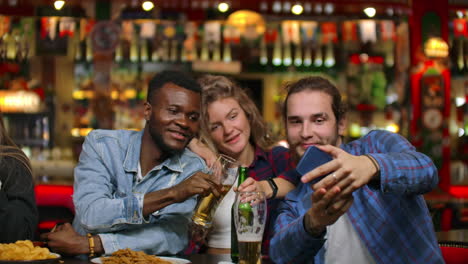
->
<box><xmin>102</xmin><ymin>248</ymin><xmax>171</xmax><ymax>264</ymax></box>
<box><xmin>0</xmin><ymin>240</ymin><xmax>58</xmax><ymax>261</ymax></box>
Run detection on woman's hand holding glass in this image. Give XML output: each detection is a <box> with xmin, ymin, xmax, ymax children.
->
<box><xmin>233</xmin><ymin>191</ymin><xmax>267</xmax><ymax>264</ymax></box>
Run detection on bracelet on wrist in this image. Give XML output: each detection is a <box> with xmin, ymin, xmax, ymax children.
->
<box><xmin>266</xmin><ymin>177</ymin><xmax>278</xmax><ymax>200</ymax></box>
<box><xmin>364</xmin><ymin>154</ymin><xmax>380</xmax><ymax>175</ymax></box>
<box><xmin>87</xmin><ymin>233</ymin><xmax>95</xmax><ymax>258</ymax></box>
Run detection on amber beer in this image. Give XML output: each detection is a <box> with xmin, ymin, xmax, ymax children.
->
<box><xmin>192</xmin><ymin>185</ymin><xmax>232</xmax><ymax>227</ymax></box>
<box><xmin>238</xmin><ymin>237</ymin><xmax>262</xmax><ymax>264</ymax></box>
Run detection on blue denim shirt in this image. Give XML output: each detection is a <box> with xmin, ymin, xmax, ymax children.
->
<box><xmin>72</xmin><ymin>129</ymin><xmax>206</xmax><ymax>255</ymax></box>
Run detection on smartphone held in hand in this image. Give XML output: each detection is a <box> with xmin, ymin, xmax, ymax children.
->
<box><xmin>296</xmin><ymin>146</ymin><xmax>332</xmax><ymax>184</ymax></box>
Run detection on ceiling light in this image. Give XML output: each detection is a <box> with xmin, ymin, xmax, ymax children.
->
<box><xmin>272</xmin><ymin>1</ymin><xmax>282</xmax><ymax>13</ymax></box>
<box><xmin>291</xmin><ymin>4</ymin><xmax>303</xmax><ymax>15</ymax></box>
<box><xmin>54</xmin><ymin>0</ymin><xmax>65</xmax><ymax>10</ymax></box>
<box><xmin>386</xmin><ymin>8</ymin><xmax>394</xmax><ymax>16</ymax></box>
<box><xmin>324</xmin><ymin>3</ymin><xmax>334</xmax><ymax>14</ymax></box>
<box><xmin>363</xmin><ymin>7</ymin><xmax>376</xmax><ymax>18</ymax></box>
<box><xmin>218</xmin><ymin>2</ymin><xmax>229</xmax><ymax>13</ymax></box>
<box><xmin>283</xmin><ymin>2</ymin><xmax>291</xmax><ymax>13</ymax></box>
<box><xmin>314</xmin><ymin>4</ymin><xmax>322</xmax><ymax>14</ymax></box>
<box><xmin>142</xmin><ymin>1</ymin><xmax>154</xmax><ymax>11</ymax></box>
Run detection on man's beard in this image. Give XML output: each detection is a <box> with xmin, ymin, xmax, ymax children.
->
<box><xmin>287</xmin><ymin>128</ymin><xmax>341</xmax><ymax>163</ymax></box>
<box><xmin>149</xmin><ymin>126</ymin><xmax>185</xmax><ymax>156</ymax></box>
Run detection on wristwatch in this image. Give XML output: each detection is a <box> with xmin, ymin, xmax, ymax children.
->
<box><xmin>266</xmin><ymin>177</ymin><xmax>278</xmax><ymax>200</ymax></box>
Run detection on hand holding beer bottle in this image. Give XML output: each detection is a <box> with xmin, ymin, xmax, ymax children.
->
<box><xmin>233</xmin><ymin>191</ymin><xmax>267</xmax><ymax>264</ymax></box>
<box><xmin>231</xmin><ymin>166</ymin><xmax>249</xmax><ymax>263</ymax></box>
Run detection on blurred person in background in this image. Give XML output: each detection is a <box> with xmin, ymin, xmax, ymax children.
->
<box><xmin>187</xmin><ymin>75</ymin><xmax>298</xmax><ymax>256</ymax></box>
<box><xmin>0</xmin><ymin>115</ymin><xmax>38</xmax><ymax>242</ymax></box>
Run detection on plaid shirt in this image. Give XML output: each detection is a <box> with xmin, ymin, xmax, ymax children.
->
<box><xmin>270</xmin><ymin>130</ymin><xmax>444</xmax><ymax>264</ymax></box>
<box><xmin>185</xmin><ymin>145</ymin><xmax>297</xmax><ymax>255</ymax></box>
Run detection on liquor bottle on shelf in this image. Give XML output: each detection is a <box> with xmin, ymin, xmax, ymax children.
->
<box><xmin>231</xmin><ymin>166</ymin><xmax>248</xmax><ymax>263</ymax></box>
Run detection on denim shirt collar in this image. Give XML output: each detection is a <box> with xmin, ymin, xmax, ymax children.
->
<box><xmin>122</xmin><ymin>130</ymin><xmax>185</xmax><ymax>174</ymax></box>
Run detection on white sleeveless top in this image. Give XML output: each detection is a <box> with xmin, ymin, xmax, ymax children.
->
<box><xmin>206</xmin><ymin>185</ymin><xmax>236</xmax><ymax>248</ymax></box>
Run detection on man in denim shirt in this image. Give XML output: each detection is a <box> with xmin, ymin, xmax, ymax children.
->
<box><xmin>42</xmin><ymin>71</ymin><xmax>220</xmax><ymax>256</ymax></box>
<box><xmin>270</xmin><ymin>77</ymin><xmax>443</xmax><ymax>263</ymax></box>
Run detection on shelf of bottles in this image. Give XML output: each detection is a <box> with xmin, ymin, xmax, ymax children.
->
<box><xmin>69</xmin><ymin>16</ymin><xmax>402</xmax><ymax>71</ymax></box>
<box><xmin>32</xmin><ymin>12</ymin><xmax>406</xmax><ymax>137</ymax></box>
<box><xmin>0</xmin><ymin>16</ymin><xmax>55</xmax><ymax>149</ymax></box>
<box><xmin>448</xmin><ymin>10</ymin><xmax>468</xmax><ymax>186</ymax></box>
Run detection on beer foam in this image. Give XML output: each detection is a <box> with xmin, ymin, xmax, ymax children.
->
<box><xmin>237</xmin><ymin>234</ymin><xmax>262</xmax><ymax>242</ymax></box>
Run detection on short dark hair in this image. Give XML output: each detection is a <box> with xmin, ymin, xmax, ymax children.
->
<box><xmin>147</xmin><ymin>70</ymin><xmax>201</xmax><ymax>103</ymax></box>
<box><xmin>282</xmin><ymin>76</ymin><xmax>347</xmax><ymax>122</ymax></box>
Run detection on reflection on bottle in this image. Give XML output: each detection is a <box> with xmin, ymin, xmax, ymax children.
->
<box><xmin>224</xmin><ymin>42</ymin><xmax>232</xmax><ymax>63</ymax></box>
<box><xmin>161</xmin><ymin>40</ymin><xmax>169</xmax><ymax>61</ymax></box>
<box><xmin>304</xmin><ymin>45</ymin><xmax>312</xmax><ymax>66</ymax></box>
<box><xmin>272</xmin><ymin>33</ymin><xmax>282</xmax><ymax>66</ymax></box>
<box><xmin>458</xmin><ymin>39</ymin><xmax>464</xmax><ymax>71</ymax></box>
<box><xmin>200</xmin><ymin>40</ymin><xmax>209</xmax><ymax>61</ymax></box>
<box><xmin>141</xmin><ymin>40</ymin><xmax>148</xmax><ymax>62</ymax></box>
<box><xmin>86</xmin><ymin>36</ymin><xmax>92</xmax><ymax>62</ymax></box>
<box><xmin>212</xmin><ymin>42</ymin><xmax>221</xmax><ymax>62</ymax></box>
<box><xmin>294</xmin><ymin>43</ymin><xmax>302</xmax><ymax>67</ymax></box>
<box><xmin>283</xmin><ymin>42</ymin><xmax>292</xmax><ymax>66</ymax></box>
<box><xmin>314</xmin><ymin>45</ymin><xmax>323</xmax><ymax>67</ymax></box>
<box><xmin>385</xmin><ymin>42</ymin><xmax>394</xmax><ymax>67</ymax></box>
<box><xmin>170</xmin><ymin>40</ymin><xmax>178</xmax><ymax>62</ymax></box>
<box><xmin>75</xmin><ymin>38</ymin><xmax>82</xmax><ymax>61</ymax></box>
<box><xmin>42</xmin><ymin>117</ymin><xmax>50</xmax><ymax>147</ymax></box>
<box><xmin>259</xmin><ymin>38</ymin><xmax>267</xmax><ymax>65</ymax></box>
<box><xmin>324</xmin><ymin>43</ymin><xmax>335</xmax><ymax>68</ymax></box>
<box><xmin>130</xmin><ymin>38</ymin><xmax>138</xmax><ymax>62</ymax></box>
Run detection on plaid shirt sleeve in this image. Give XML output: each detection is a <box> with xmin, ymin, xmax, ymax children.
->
<box><xmin>270</xmin><ymin>183</ymin><xmax>325</xmax><ymax>263</ymax></box>
<box><xmin>349</xmin><ymin>130</ymin><xmax>438</xmax><ymax>195</ymax></box>
<box><xmin>271</xmin><ymin>146</ymin><xmax>300</xmax><ymax>186</ymax></box>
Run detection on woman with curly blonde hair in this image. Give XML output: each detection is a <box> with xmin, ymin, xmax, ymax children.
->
<box><xmin>0</xmin><ymin>115</ymin><xmax>38</xmax><ymax>242</ymax></box>
<box><xmin>188</xmin><ymin>75</ymin><xmax>298</xmax><ymax>257</ymax></box>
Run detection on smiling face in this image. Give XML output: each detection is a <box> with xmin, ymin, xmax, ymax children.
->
<box><xmin>286</xmin><ymin>90</ymin><xmax>345</xmax><ymax>158</ymax></box>
<box><xmin>207</xmin><ymin>97</ymin><xmax>251</xmax><ymax>159</ymax></box>
<box><xmin>144</xmin><ymin>83</ymin><xmax>201</xmax><ymax>154</ymax></box>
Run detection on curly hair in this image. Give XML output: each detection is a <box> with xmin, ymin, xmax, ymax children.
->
<box><xmin>198</xmin><ymin>75</ymin><xmax>274</xmax><ymax>153</ymax></box>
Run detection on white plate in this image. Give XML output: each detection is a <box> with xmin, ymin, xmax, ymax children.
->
<box><xmin>91</xmin><ymin>256</ymin><xmax>191</xmax><ymax>264</ymax></box>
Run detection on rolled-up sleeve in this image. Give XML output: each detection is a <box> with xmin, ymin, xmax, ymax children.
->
<box><xmin>361</xmin><ymin>131</ymin><xmax>438</xmax><ymax>196</ymax></box>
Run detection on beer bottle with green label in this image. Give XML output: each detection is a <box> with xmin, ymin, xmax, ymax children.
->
<box><xmin>231</xmin><ymin>166</ymin><xmax>248</xmax><ymax>263</ymax></box>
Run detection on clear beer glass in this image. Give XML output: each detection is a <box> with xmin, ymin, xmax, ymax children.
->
<box><xmin>233</xmin><ymin>191</ymin><xmax>267</xmax><ymax>264</ymax></box>
<box><xmin>191</xmin><ymin>154</ymin><xmax>238</xmax><ymax>228</ymax></box>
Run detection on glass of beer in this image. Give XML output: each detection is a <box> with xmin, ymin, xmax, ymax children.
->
<box><xmin>233</xmin><ymin>191</ymin><xmax>267</xmax><ymax>264</ymax></box>
<box><xmin>191</xmin><ymin>154</ymin><xmax>238</xmax><ymax>229</ymax></box>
